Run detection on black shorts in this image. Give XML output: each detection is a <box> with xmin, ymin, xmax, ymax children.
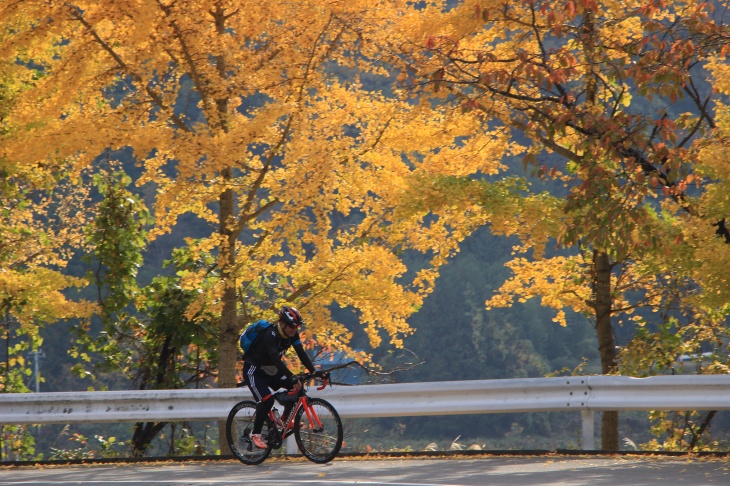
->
<box><xmin>243</xmin><ymin>361</ymin><xmax>291</xmax><ymax>402</ymax></box>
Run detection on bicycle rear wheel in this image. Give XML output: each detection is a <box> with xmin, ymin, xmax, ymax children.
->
<box><xmin>226</xmin><ymin>400</ymin><xmax>272</xmax><ymax>465</ymax></box>
<box><xmin>294</xmin><ymin>397</ymin><xmax>343</xmax><ymax>463</ymax></box>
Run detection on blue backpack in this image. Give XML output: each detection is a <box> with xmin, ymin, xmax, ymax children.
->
<box><xmin>239</xmin><ymin>320</ymin><xmax>272</xmax><ymax>355</ymax></box>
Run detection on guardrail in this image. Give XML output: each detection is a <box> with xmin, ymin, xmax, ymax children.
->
<box><xmin>1</xmin><ymin>375</ymin><xmax>729</xmax><ymax>450</ymax></box>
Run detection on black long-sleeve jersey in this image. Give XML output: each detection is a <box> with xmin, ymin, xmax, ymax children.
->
<box><xmin>243</xmin><ymin>324</ymin><xmax>315</xmax><ymax>380</ymax></box>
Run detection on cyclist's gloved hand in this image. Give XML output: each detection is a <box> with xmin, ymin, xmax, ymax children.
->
<box><xmin>313</xmin><ymin>370</ymin><xmax>329</xmax><ymax>379</ymax></box>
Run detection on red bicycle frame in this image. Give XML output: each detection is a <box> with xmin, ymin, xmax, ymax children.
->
<box><xmin>269</xmin><ymin>376</ymin><xmax>329</xmax><ymax>437</ymax></box>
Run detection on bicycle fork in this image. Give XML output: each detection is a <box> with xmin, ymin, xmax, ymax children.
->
<box><xmin>300</xmin><ymin>398</ymin><xmax>325</xmax><ymax>433</ymax></box>
<box><xmin>272</xmin><ymin>398</ymin><xmax>324</xmax><ymax>437</ymax></box>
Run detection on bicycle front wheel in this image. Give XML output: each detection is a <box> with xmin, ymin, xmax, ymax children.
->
<box><xmin>226</xmin><ymin>400</ymin><xmax>272</xmax><ymax>465</ymax></box>
<box><xmin>294</xmin><ymin>397</ymin><xmax>343</xmax><ymax>463</ymax></box>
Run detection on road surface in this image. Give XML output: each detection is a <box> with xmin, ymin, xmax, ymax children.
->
<box><xmin>0</xmin><ymin>455</ymin><xmax>728</xmax><ymax>485</ymax></box>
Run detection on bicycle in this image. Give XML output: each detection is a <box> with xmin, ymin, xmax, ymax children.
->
<box><xmin>225</xmin><ymin>371</ymin><xmax>343</xmax><ymax>465</ymax></box>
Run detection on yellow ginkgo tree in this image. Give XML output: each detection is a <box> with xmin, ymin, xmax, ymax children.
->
<box><xmin>1</xmin><ymin>68</ymin><xmax>95</xmax><ymax>458</ymax></box>
<box><xmin>618</xmin><ymin>59</ymin><xmax>730</xmax><ymax>452</ymax></box>
<box><xmin>0</xmin><ymin>0</ymin><xmax>500</xmax><ymax>453</ymax></box>
<box><xmin>381</xmin><ymin>0</ymin><xmax>730</xmax><ymax>450</ymax></box>
<box><xmin>0</xmin><ymin>67</ymin><xmax>95</xmax><ymax>387</ymax></box>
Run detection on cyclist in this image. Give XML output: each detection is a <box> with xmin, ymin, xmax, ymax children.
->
<box><xmin>242</xmin><ymin>306</ymin><xmax>316</xmax><ymax>449</ymax></box>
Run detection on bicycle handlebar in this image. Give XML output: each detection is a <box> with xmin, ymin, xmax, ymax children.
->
<box><xmin>293</xmin><ymin>371</ymin><xmax>331</xmax><ymax>390</ymax></box>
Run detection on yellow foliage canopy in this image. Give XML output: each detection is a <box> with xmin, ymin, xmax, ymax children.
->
<box><xmin>381</xmin><ymin>0</ymin><xmax>730</xmax><ymax>389</ymax></box>
<box><xmin>0</xmin><ymin>0</ymin><xmax>516</xmax><ymax>374</ymax></box>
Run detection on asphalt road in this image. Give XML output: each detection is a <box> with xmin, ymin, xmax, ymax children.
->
<box><xmin>0</xmin><ymin>456</ymin><xmax>728</xmax><ymax>485</ymax></box>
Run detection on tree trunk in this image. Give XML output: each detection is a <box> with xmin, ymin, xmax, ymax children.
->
<box><xmin>593</xmin><ymin>250</ymin><xmax>619</xmax><ymax>450</ymax></box>
<box><xmin>131</xmin><ymin>421</ymin><xmax>167</xmax><ymax>457</ymax></box>
<box><xmin>581</xmin><ymin>5</ymin><xmax>620</xmax><ymax>451</ymax></box>
<box><xmin>212</xmin><ymin>8</ymin><xmax>238</xmax><ymax>455</ymax></box>
<box><xmin>217</xmin><ymin>169</ymin><xmax>239</xmax><ymax>455</ymax></box>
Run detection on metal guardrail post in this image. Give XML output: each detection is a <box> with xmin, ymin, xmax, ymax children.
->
<box><xmin>286</xmin><ymin>435</ymin><xmax>298</xmax><ymax>455</ymax></box>
<box><xmin>581</xmin><ymin>410</ymin><xmax>595</xmax><ymax>450</ymax></box>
